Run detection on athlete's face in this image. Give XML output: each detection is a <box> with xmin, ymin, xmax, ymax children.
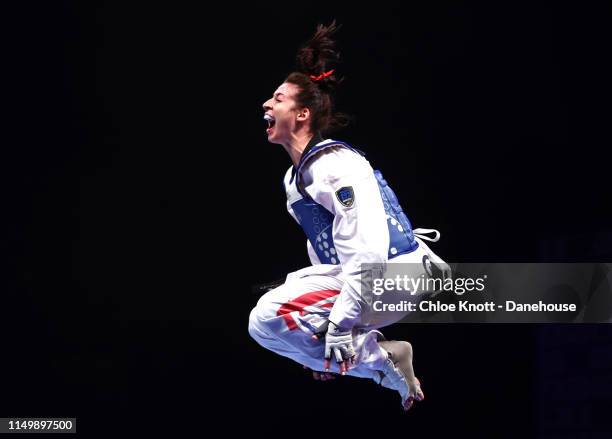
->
<box><xmin>262</xmin><ymin>82</ymin><xmax>304</xmax><ymax>144</ymax></box>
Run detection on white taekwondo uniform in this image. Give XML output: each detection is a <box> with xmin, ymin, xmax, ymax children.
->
<box><xmin>248</xmin><ymin>138</ymin><xmax>446</xmax><ymax>379</ymax></box>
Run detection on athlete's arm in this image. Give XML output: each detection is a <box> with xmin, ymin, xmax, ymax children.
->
<box><xmin>303</xmin><ymin>146</ymin><xmax>389</xmax><ymax>371</ymax></box>
<box><xmin>304</xmin><ymin>146</ymin><xmax>389</xmax><ymax>328</ymax></box>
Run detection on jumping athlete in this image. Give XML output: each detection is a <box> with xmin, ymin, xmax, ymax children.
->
<box><xmin>248</xmin><ymin>21</ymin><xmax>448</xmax><ymax>411</ymax></box>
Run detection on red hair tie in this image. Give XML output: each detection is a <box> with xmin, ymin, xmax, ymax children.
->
<box><xmin>309</xmin><ymin>69</ymin><xmax>335</xmax><ymax>82</ymax></box>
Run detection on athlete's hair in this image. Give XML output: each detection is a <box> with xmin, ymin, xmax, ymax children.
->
<box><xmin>286</xmin><ymin>20</ymin><xmax>350</xmax><ymax>135</ymax></box>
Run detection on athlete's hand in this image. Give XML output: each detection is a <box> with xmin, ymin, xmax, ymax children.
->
<box><xmin>323</xmin><ymin>321</ymin><xmax>355</xmax><ymax>375</ymax></box>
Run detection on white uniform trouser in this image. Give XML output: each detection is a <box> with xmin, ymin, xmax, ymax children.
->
<box><xmin>248</xmin><ymin>237</ymin><xmax>445</xmax><ymax>380</ymax></box>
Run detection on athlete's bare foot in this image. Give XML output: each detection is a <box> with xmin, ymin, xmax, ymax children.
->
<box><xmin>303</xmin><ymin>365</ymin><xmax>337</xmax><ymax>381</ymax></box>
<box><xmin>378</xmin><ymin>341</ymin><xmax>425</xmax><ymax>411</ymax></box>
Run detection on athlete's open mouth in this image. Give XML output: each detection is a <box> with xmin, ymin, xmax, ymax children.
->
<box><xmin>264</xmin><ymin>114</ymin><xmax>276</xmax><ymax>133</ymax></box>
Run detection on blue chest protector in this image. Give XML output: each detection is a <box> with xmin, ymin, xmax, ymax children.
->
<box><xmin>286</xmin><ymin>140</ymin><xmax>418</xmax><ymax>264</ymax></box>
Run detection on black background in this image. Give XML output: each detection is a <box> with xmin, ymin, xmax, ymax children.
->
<box><xmin>3</xmin><ymin>2</ymin><xmax>612</xmax><ymax>437</ymax></box>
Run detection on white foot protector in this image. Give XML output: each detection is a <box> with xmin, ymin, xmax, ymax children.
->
<box><xmin>375</xmin><ymin>357</ymin><xmax>425</xmax><ymax>411</ymax></box>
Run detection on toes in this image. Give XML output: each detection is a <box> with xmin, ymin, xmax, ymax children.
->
<box><xmin>403</xmin><ymin>397</ymin><xmax>414</xmax><ymax>411</ymax></box>
<box><xmin>415</xmin><ymin>378</ymin><xmax>425</xmax><ymax>401</ymax></box>
<box><xmin>416</xmin><ymin>389</ymin><xmax>425</xmax><ymax>401</ymax></box>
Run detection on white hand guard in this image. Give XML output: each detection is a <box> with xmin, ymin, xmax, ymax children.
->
<box><xmin>324</xmin><ymin>321</ymin><xmax>355</xmax><ymax>367</ymax></box>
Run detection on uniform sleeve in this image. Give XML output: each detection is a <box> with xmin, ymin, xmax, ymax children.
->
<box><xmin>303</xmin><ymin>148</ymin><xmax>389</xmax><ymax>329</ymax></box>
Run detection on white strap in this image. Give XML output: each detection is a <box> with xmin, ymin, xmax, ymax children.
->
<box><xmin>413</xmin><ymin>228</ymin><xmax>441</xmax><ymax>242</ymax></box>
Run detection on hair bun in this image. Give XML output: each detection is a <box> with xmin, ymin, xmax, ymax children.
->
<box><xmin>296</xmin><ymin>20</ymin><xmax>343</xmax><ymax>93</ymax></box>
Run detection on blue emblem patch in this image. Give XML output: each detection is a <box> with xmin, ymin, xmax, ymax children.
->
<box><xmin>335</xmin><ymin>186</ymin><xmax>355</xmax><ymax>207</ymax></box>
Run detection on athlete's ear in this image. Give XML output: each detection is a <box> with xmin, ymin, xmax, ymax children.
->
<box><xmin>296</xmin><ymin>107</ymin><xmax>311</xmax><ymax>122</ymax></box>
